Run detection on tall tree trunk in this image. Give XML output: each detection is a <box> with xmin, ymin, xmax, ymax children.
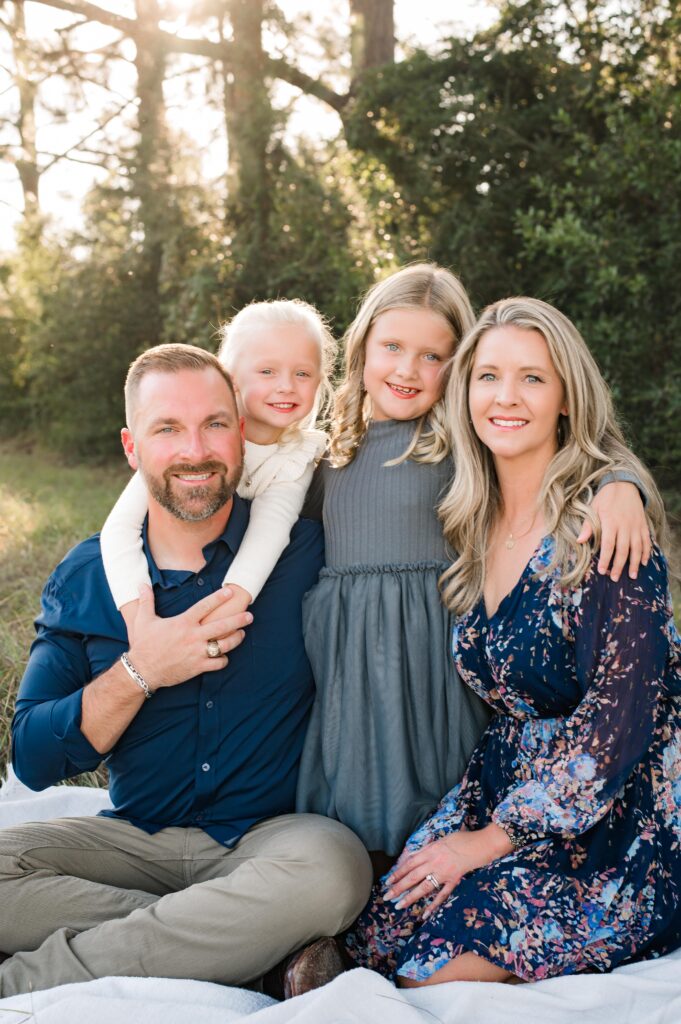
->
<box><xmin>11</xmin><ymin>0</ymin><xmax>41</xmax><ymax>238</ymax></box>
<box><xmin>131</xmin><ymin>0</ymin><xmax>168</xmax><ymax>344</ymax></box>
<box><xmin>223</xmin><ymin>0</ymin><xmax>275</xmax><ymax>303</ymax></box>
<box><xmin>349</xmin><ymin>0</ymin><xmax>394</xmax><ymax>80</ymax></box>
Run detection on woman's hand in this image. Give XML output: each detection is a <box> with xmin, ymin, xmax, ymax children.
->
<box><xmin>383</xmin><ymin>824</ymin><xmax>512</xmax><ymax>919</ymax></box>
<box><xmin>579</xmin><ymin>481</ymin><xmax>651</xmax><ymax>582</ymax></box>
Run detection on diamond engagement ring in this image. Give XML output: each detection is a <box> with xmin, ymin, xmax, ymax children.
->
<box><xmin>206</xmin><ymin>639</ymin><xmax>221</xmax><ymax>659</ymax></box>
<box><xmin>426</xmin><ymin>873</ymin><xmax>441</xmax><ymax>892</ymax></box>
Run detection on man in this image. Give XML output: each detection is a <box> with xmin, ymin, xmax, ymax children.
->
<box><xmin>0</xmin><ymin>344</ymin><xmax>371</xmax><ymax>998</ymax></box>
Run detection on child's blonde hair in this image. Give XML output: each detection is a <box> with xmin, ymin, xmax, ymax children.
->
<box><xmin>218</xmin><ymin>299</ymin><xmax>336</xmax><ymax>430</ymax></box>
<box><xmin>330</xmin><ymin>263</ymin><xmax>475</xmax><ymax>467</ymax></box>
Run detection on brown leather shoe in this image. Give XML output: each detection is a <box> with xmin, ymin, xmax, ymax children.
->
<box><xmin>283</xmin><ymin>936</ymin><xmax>346</xmax><ymax>999</ymax></box>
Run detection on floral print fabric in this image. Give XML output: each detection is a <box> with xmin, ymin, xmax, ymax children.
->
<box><xmin>345</xmin><ymin>540</ymin><xmax>681</xmax><ymax>982</ymax></box>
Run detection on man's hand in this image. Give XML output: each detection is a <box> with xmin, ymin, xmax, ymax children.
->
<box><xmin>81</xmin><ymin>584</ymin><xmax>251</xmax><ymax>753</ymax></box>
<box><xmin>129</xmin><ymin>584</ymin><xmax>252</xmax><ymax>690</ymax></box>
<box><xmin>578</xmin><ymin>481</ymin><xmax>651</xmax><ymax>582</ymax></box>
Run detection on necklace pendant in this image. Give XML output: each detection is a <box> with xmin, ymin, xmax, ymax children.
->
<box><xmin>505</xmin><ymin>537</ymin><xmax>515</xmax><ymax>549</ymax></box>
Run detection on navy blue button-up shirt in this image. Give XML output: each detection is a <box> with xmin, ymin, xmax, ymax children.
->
<box><xmin>12</xmin><ymin>497</ymin><xmax>324</xmax><ymax>847</ymax></box>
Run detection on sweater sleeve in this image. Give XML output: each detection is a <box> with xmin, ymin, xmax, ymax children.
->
<box><xmin>100</xmin><ymin>471</ymin><xmax>151</xmax><ymax>609</ymax></box>
<box><xmin>596</xmin><ymin>469</ymin><xmax>647</xmax><ymax>505</ymax></box>
<box><xmin>224</xmin><ymin>459</ymin><xmax>316</xmax><ymax>601</ymax></box>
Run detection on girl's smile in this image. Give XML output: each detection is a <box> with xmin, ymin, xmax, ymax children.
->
<box><xmin>363</xmin><ymin>308</ymin><xmax>454</xmax><ymax>422</ymax></box>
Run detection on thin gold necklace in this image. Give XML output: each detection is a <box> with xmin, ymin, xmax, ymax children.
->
<box><xmin>503</xmin><ymin>509</ymin><xmax>538</xmax><ymax>550</ymax></box>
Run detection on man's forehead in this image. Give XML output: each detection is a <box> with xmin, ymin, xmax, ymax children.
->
<box><xmin>136</xmin><ymin>367</ymin><xmax>234</xmax><ymax>411</ymax></box>
<box><xmin>138</xmin><ymin>365</ymin><xmax>228</xmax><ymax>395</ymax></box>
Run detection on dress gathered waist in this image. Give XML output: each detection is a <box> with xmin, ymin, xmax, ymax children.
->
<box><xmin>318</xmin><ymin>560</ymin><xmax>448</xmax><ymax>579</ymax></box>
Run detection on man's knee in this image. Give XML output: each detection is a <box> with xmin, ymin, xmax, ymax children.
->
<box><xmin>287</xmin><ymin>815</ymin><xmax>372</xmax><ymax>932</ymax></box>
<box><xmin>0</xmin><ymin>819</ymin><xmax>94</xmax><ymax>880</ymax></box>
<box><xmin>0</xmin><ymin>823</ymin><xmax>43</xmax><ymax>879</ymax></box>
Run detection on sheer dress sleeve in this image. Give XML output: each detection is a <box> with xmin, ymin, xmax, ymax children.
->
<box><xmin>492</xmin><ymin>549</ymin><xmax>674</xmax><ymax>843</ymax></box>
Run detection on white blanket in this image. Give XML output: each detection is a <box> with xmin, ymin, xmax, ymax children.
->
<box><xmin>1</xmin><ymin>769</ymin><xmax>680</xmax><ymax>1024</ymax></box>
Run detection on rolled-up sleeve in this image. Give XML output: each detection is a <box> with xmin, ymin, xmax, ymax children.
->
<box><xmin>12</xmin><ymin>627</ymin><xmax>103</xmax><ymax>789</ymax></box>
<box><xmin>11</xmin><ymin>553</ymin><xmax>114</xmax><ymax>790</ymax></box>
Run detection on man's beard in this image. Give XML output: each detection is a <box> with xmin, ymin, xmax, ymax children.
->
<box><xmin>141</xmin><ymin>459</ymin><xmax>243</xmax><ymax>522</ymax></box>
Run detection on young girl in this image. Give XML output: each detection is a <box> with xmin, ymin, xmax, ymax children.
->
<box><xmin>100</xmin><ymin>299</ymin><xmax>333</xmax><ymax>621</ymax></box>
<box><xmin>295</xmin><ymin>264</ymin><xmax>650</xmax><ymax>864</ymax></box>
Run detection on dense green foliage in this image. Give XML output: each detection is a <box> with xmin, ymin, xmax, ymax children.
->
<box><xmin>1</xmin><ymin>0</ymin><xmax>679</xmax><ymax>502</ymax></box>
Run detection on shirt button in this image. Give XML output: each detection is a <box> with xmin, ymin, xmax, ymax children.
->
<box><xmin>206</xmin><ymin>700</ymin><xmax>214</xmax><ymax>709</ymax></box>
<box><xmin>201</xmin><ymin>762</ymin><xmax>210</xmax><ymax>772</ymax></box>
<box><xmin>196</xmin><ymin>577</ymin><xmax>205</xmax><ymax>587</ymax></box>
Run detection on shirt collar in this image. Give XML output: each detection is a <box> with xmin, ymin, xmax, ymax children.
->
<box><xmin>141</xmin><ymin>495</ymin><xmax>249</xmax><ymax>589</ymax></box>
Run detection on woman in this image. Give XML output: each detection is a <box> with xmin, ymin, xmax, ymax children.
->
<box><xmin>344</xmin><ymin>296</ymin><xmax>681</xmax><ymax>985</ymax></box>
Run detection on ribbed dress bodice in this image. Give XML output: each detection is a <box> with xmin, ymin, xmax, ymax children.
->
<box><xmin>312</xmin><ymin>420</ymin><xmax>453</xmax><ymax>568</ymax></box>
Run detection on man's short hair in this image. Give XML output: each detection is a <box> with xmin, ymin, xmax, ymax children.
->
<box><xmin>124</xmin><ymin>344</ymin><xmax>238</xmax><ymax>429</ymax></box>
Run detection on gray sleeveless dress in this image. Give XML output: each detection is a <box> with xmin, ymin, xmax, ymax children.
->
<box><xmin>295</xmin><ymin>419</ymin><xmax>490</xmax><ymax>855</ymax></box>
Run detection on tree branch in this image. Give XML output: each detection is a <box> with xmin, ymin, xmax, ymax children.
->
<box><xmin>40</xmin><ymin>97</ymin><xmax>135</xmax><ymax>171</ymax></box>
<box><xmin>32</xmin><ymin>0</ymin><xmax>134</xmax><ymax>36</ymax></box>
<box><xmin>34</xmin><ymin>0</ymin><xmax>349</xmax><ymax>113</ymax></box>
<box><xmin>39</xmin><ymin>150</ymin><xmax>106</xmax><ymax>167</ymax></box>
<box><xmin>268</xmin><ymin>57</ymin><xmax>348</xmax><ymax>112</ymax></box>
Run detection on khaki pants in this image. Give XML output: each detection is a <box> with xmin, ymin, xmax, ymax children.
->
<box><xmin>0</xmin><ymin>812</ymin><xmax>372</xmax><ymax>997</ymax></box>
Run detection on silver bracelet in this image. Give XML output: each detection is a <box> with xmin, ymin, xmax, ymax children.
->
<box><xmin>120</xmin><ymin>652</ymin><xmax>154</xmax><ymax>700</ymax></box>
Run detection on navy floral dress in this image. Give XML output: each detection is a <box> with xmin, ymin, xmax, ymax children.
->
<box><xmin>345</xmin><ymin>538</ymin><xmax>681</xmax><ymax>982</ymax></box>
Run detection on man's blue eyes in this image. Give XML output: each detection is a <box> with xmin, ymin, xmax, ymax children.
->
<box><xmin>157</xmin><ymin>423</ymin><xmax>228</xmax><ymax>433</ymax></box>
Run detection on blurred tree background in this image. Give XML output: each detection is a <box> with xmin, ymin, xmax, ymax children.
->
<box><xmin>0</xmin><ymin>0</ymin><xmax>679</xmax><ymax>505</ymax></box>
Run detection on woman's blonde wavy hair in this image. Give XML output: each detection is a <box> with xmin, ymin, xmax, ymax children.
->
<box><xmin>329</xmin><ymin>263</ymin><xmax>475</xmax><ymax>467</ymax></box>
<box><xmin>439</xmin><ymin>296</ymin><xmax>669</xmax><ymax>616</ymax></box>
<box><xmin>218</xmin><ymin>298</ymin><xmax>336</xmax><ymax>433</ymax></box>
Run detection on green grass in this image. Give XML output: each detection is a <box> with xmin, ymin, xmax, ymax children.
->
<box><xmin>0</xmin><ymin>442</ymin><xmax>131</xmax><ymax>785</ymax></box>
